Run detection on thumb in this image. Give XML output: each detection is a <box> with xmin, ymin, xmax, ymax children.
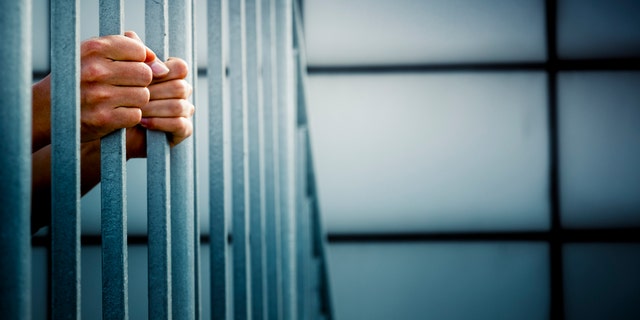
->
<box><xmin>124</xmin><ymin>31</ymin><xmax>169</xmax><ymax>78</ymax></box>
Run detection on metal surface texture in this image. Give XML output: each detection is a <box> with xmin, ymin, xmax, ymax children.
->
<box><xmin>260</xmin><ymin>0</ymin><xmax>283</xmax><ymax>317</ymax></box>
<box><xmin>98</xmin><ymin>1</ymin><xmax>129</xmax><ymax>318</ymax></box>
<box><xmin>0</xmin><ymin>1</ymin><xmax>31</xmax><ymax>318</ymax></box>
<box><xmin>168</xmin><ymin>0</ymin><xmax>196</xmax><ymax>318</ymax></box>
<box><xmin>190</xmin><ymin>0</ymin><xmax>202</xmax><ymax>318</ymax></box>
<box><xmin>296</xmin><ymin>126</ymin><xmax>311</xmax><ymax>320</ymax></box>
<box><xmin>246</xmin><ymin>0</ymin><xmax>267</xmax><ymax>318</ymax></box>
<box><xmin>146</xmin><ymin>0</ymin><xmax>172</xmax><ymax>318</ymax></box>
<box><xmin>208</xmin><ymin>0</ymin><xmax>227</xmax><ymax>318</ymax></box>
<box><xmin>230</xmin><ymin>0</ymin><xmax>251</xmax><ymax>317</ymax></box>
<box><xmin>275</xmin><ymin>0</ymin><xmax>298</xmax><ymax>318</ymax></box>
<box><xmin>50</xmin><ymin>0</ymin><xmax>82</xmax><ymax>318</ymax></box>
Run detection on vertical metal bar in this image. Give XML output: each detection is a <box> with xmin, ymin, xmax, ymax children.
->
<box><xmin>98</xmin><ymin>1</ymin><xmax>128</xmax><ymax>319</ymax></box>
<box><xmin>230</xmin><ymin>0</ymin><xmax>252</xmax><ymax>317</ymax></box>
<box><xmin>191</xmin><ymin>0</ymin><xmax>202</xmax><ymax>318</ymax></box>
<box><xmin>0</xmin><ymin>1</ymin><xmax>31</xmax><ymax>319</ymax></box>
<box><xmin>208</xmin><ymin>0</ymin><xmax>227</xmax><ymax>318</ymax></box>
<box><xmin>50</xmin><ymin>0</ymin><xmax>81</xmax><ymax>318</ymax></box>
<box><xmin>545</xmin><ymin>1</ymin><xmax>565</xmax><ymax>319</ymax></box>
<box><xmin>306</xmin><ymin>139</ymin><xmax>334</xmax><ymax>320</ymax></box>
<box><xmin>168</xmin><ymin>0</ymin><xmax>196</xmax><ymax>318</ymax></box>
<box><xmin>275</xmin><ymin>0</ymin><xmax>297</xmax><ymax>318</ymax></box>
<box><xmin>146</xmin><ymin>0</ymin><xmax>172</xmax><ymax>318</ymax></box>
<box><xmin>291</xmin><ymin>3</ymin><xmax>313</xmax><ymax>314</ymax></box>
<box><xmin>246</xmin><ymin>0</ymin><xmax>267</xmax><ymax>318</ymax></box>
<box><xmin>261</xmin><ymin>0</ymin><xmax>282</xmax><ymax>317</ymax></box>
<box><xmin>296</xmin><ymin>126</ymin><xmax>309</xmax><ymax>320</ymax></box>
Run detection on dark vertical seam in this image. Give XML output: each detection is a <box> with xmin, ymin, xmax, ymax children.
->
<box><xmin>546</xmin><ymin>0</ymin><xmax>564</xmax><ymax>319</ymax></box>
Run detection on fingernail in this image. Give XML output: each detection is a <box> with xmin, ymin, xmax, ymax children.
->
<box><xmin>140</xmin><ymin>118</ymin><xmax>149</xmax><ymax>128</ymax></box>
<box><xmin>151</xmin><ymin>59</ymin><xmax>170</xmax><ymax>76</ymax></box>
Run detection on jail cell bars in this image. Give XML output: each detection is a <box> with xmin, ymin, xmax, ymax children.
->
<box><xmin>0</xmin><ymin>1</ymin><xmax>32</xmax><ymax>319</ymax></box>
<box><xmin>0</xmin><ymin>0</ymin><xmax>333</xmax><ymax>319</ymax></box>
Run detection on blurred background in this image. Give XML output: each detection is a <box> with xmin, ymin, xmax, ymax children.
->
<box><xmin>31</xmin><ymin>0</ymin><xmax>640</xmax><ymax>319</ymax></box>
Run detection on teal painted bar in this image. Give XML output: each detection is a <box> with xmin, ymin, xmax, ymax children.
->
<box><xmin>190</xmin><ymin>1</ymin><xmax>202</xmax><ymax>319</ymax></box>
<box><xmin>50</xmin><ymin>0</ymin><xmax>82</xmax><ymax>318</ymax></box>
<box><xmin>260</xmin><ymin>0</ymin><xmax>283</xmax><ymax>317</ymax></box>
<box><xmin>275</xmin><ymin>0</ymin><xmax>297</xmax><ymax>318</ymax></box>
<box><xmin>98</xmin><ymin>1</ymin><xmax>129</xmax><ymax>319</ymax></box>
<box><xmin>169</xmin><ymin>0</ymin><xmax>197</xmax><ymax>316</ymax></box>
<box><xmin>229</xmin><ymin>0</ymin><xmax>251</xmax><ymax>317</ymax></box>
<box><xmin>246</xmin><ymin>0</ymin><xmax>267</xmax><ymax>318</ymax></box>
<box><xmin>0</xmin><ymin>1</ymin><xmax>32</xmax><ymax>319</ymax></box>
<box><xmin>168</xmin><ymin>0</ymin><xmax>196</xmax><ymax>318</ymax></box>
<box><xmin>208</xmin><ymin>0</ymin><xmax>228</xmax><ymax>318</ymax></box>
<box><xmin>145</xmin><ymin>0</ymin><xmax>172</xmax><ymax>318</ymax></box>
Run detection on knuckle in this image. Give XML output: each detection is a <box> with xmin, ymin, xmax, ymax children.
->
<box><xmin>127</xmin><ymin>109</ymin><xmax>142</xmax><ymax>127</ymax></box>
<box><xmin>139</xmin><ymin>87</ymin><xmax>151</xmax><ymax>106</ymax></box>
<box><xmin>186</xmin><ymin>101</ymin><xmax>195</xmax><ymax>116</ymax></box>
<box><xmin>139</xmin><ymin>63</ymin><xmax>153</xmax><ymax>85</ymax></box>
<box><xmin>82</xmin><ymin>62</ymin><xmax>110</xmax><ymax>83</ymax></box>
<box><xmin>182</xmin><ymin>80</ymin><xmax>193</xmax><ymax>98</ymax></box>
<box><xmin>180</xmin><ymin>117</ymin><xmax>193</xmax><ymax>137</ymax></box>
<box><xmin>83</xmin><ymin>85</ymin><xmax>111</xmax><ymax>105</ymax></box>
<box><xmin>81</xmin><ymin>38</ymin><xmax>108</xmax><ymax>57</ymax></box>
<box><xmin>180</xmin><ymin>100</ymin><xmax>193</xmax><ymax>116</ymax></box>
<box><xmin>88</xmin><ymin>108</ymin><xmax>111</xmax><ymax>130</ymax></box>
<box><xmin>126</xmin><ymin>87</ymin><xmax>150</xmax><ymax>108</ymax></box>
<box><xmin>174</xmin><ymin>80</ymin><xmax>191</xmax><ymax>99</ymax></box>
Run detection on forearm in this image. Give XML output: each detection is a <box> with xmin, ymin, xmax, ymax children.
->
<box><xmin>32</xmin><ymin>75</ymin><xmax>52</xmax><ymax>153</ymax></box>
<box><xmin>31</xmin><ymin>140</ymin><xmax>102</xmax><ymax>233</ymax></box>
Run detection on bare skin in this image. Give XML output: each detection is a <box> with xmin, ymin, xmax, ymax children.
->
<box><xmin>31</xmin><ymin>31</ymin><xmax>194</xmax><ymax>233</ymax></box>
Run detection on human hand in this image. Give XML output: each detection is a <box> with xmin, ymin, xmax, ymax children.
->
<box><xmin>126</xmin><ymin>57</ymin><xmax>194</xmax><ymax>158</ymax></box>
<box><xmin>79</xmin><ymin>31</ymin><xmax>170</xmax><ymax>142</ymax></box>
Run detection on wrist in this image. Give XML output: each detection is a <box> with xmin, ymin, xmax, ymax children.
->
<box><xmin>31</xmin><ymin>75</ymin><xmax>52</xmax><ymax>152</ymax></box>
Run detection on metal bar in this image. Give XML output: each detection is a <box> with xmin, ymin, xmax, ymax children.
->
<box><xmin>275</xmin><ymin>0</ymin><xmax>297</xmax><ymax>318</ymax></box>
<box><xmin>0</xmin><ymin>0</ymin><xmax>31</xmax><ymax>318</ymax></box>
<box><xmin>230</xmin><ymin>0</ymin><xmax>251</xmax><ymax>317</ymax></box>
<box><xmin>208</xmin><ymin>0</ymin><xmax>227</xmax><ymax>318</ymax></box>
<box><xmin>246</xmin><ymin>0</ymin><xmax>267</xmax><ymax>318</ymax></box>
<box><xmin>291</xmin><ymin>5</ymin><xmax>316</xmax><ymax>314</ymax></box>
<box><xmin>145</xmin><ymin>1</ymin><xmax>172</xmax><ymax>318</ymax></box>
<box><xmin>305</xmin><ymin>137</ymin><xmax>334</xmax><ymax>319</ymax></box>
<box><xmin>191</xmin><ymin>0</ymin><xmax>202</xmax><ymax>318</ymax></box>
<box><xmin>260</xmin><ymin>0</ymin><xmax>282</xmax><ymax>317</ymax></box>
<box><xmin>545</xmin><ymin>1</ymin><xmax>565</xmax><ymax>319</ymax></box>
<box><xmin>50</xmin><ymin>0</ymin><xmax>81</xmax><ymax>318</ymax></box>
<box><xmin>98</xmin><ymin>1</ymin><xmax>128</xmax><ymax>319</ymax></box>
<box><xmin>296</xmin><ymin>126</ymin><xmax>310</xmax><ymax>320</ymax></box>
<box><xmin>168</xmin><ymin>0</ymin><xmax>196</xmax><ymax>318</ymax></box>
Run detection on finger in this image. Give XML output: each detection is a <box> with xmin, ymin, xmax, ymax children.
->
<box><xmin>149</xmin><ymin>59</ymin><xmax>171</xmax><ymax>78</ymax></box>
<box><xmin>142</xmin><ymin>99</ymin><xmax>194</xmax><ymax>118</ymax></box>
<box><xmin>110</xmin><ymin>107</ymin><xmax>143</xmax><ymax>129</ymax></box>
<box><xmin>148</xmin><ymin>79</ymin><xmax>192</xmax><ymax>100</ymax></box>
<box><xmin>123</xmin><ymin>31</ymin><xmax>170</xmax><ymax>77</ymax></box>
<box><xmin>124</xmin><ymin>31</ymin><xmax>156</xmax><ymax>63</ymax></box>
<box><xmin>82</xmin><ymin>84</ymin><xmax>150</xmax><ymax>109</ymax></box>
<box><xmin>83</xmin><ymin>35</ymin><xmax>147</xmax><ymax>62</ymax></box>
<box><xmin>139</xmin><ymin>117</ymin><xmax>192</xmax><ymax>146</ymax></box>
<box><xmin>124</xmin><ymin>31</ymin><xmax>143</xmax><ymax>43</ymax></box>
<box><xmin>150</xmin><ymin>57</ymin><xmax>189</xmax><ymax>84</ymax></box>
<box><xmin>83</xmin><ymin>61</ymin><xmax>152</xmax><ymax>87</ymax></box>
<box><xmin>81</xmin><ymin>107</ymin><xmax>142</xmax><ymax>142</ymax></box>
